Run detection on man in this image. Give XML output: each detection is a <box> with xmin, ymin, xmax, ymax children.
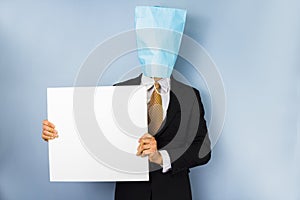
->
<box><xmin>42</xmin><ymin>6</ymin><xmax>211</xmax><ymax>200</ymax></box>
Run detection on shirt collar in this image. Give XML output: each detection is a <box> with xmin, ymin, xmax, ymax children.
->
<box><xmin>141</xmin><ymin>74</ymin><xmax>171</xmax><ymax>93</ymax></box>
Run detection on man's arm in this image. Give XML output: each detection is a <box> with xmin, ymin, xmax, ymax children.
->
<box><xmin>163</xmin><ymin>89</ymin><xmax>211</xmax><ymax>174</ymax></box>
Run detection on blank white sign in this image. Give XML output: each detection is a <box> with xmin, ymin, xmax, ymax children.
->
<box><xmin>47</xmin><ymin>86</ymin><xmax>149</xmax><ymax>182</ymax></box>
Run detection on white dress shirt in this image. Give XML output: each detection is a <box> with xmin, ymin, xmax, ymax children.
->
<box><xmin>141</xmin><ymin>74</ymin><xmax>172</xmax><ymax>173</ymax></box>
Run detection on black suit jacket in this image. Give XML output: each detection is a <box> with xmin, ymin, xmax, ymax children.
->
<box><xmin>114</xmin><ymin>74</ymin><xmax>211</xmax><ymax>200</ymax></box>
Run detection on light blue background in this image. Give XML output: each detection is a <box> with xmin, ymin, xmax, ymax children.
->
<box><xmin>0</xmin><ymin>1</ymin><xmax>299</xmax><ymax>200</ymax></box>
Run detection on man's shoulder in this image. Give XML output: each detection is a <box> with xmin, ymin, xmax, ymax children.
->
<box><xmin>113</xmin><ymin>74</ymin><xmax>142</xmax><ymax>86</ymax></box>
<box><xmin>171</xmin><ymin>78</ymin><xmax>200</xmax><ymax>96</ymax></box>
<box><xmin>170</xmin><ymin>79</ymin><xmax>205</xmax><ymax>110</ymax></box>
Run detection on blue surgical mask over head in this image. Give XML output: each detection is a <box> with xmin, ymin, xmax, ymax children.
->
<box><xmin>135</xmin><ymin>6</ymin><xmax>187</xmax><ymax>78</ymax></box>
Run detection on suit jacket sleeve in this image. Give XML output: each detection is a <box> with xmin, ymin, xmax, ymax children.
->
<box><xmin>164</xmin><ymin>89</ymin><xmax>211</xmax><ymax>174</ymax></box>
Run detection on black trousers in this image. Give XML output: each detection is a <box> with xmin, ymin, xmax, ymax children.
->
<box><xmin>115</xmin><ymin>169</ymin><xmax>192</xmax><ymax>200</ymax></box>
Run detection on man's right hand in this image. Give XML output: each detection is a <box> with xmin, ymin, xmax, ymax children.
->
<box><xmin>42</xmin><ymin>120</ymin><xmax>58</xmax><ymax>142</ymax></box>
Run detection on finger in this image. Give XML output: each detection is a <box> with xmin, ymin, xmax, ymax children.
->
<box><xmin>138</xmin><ymin>133</ymin><xmax>153</xmax><ymax>142</ymax></box>
<box><xmin>43</xmin><ymin>130</ymin><xmax>58</xmax><ymax>138</ymax></box>
<box><xmin>137</xmin><ymin>142</ymin><xmax>151</xmax><ymax>156</ymax></box>
<box><xmin>136</xmin><ymin>150</ymin><xmax>142</xmax><ymax>156</ymax></box>
<box><xmin>140</xmin><ymin>139</ymin><xmax>156</xmax><ymax>148</ymax></box>
<box><xmin>42</xmin><ymin>134</ymin><xmax>48</xmax><ymax>141</ymax></box>
<box><xmin>140</xmin><ymin>138</ymin><xmax>153</xmax><ymax>144</ymax></box>
<box><xmin>142</xmin><ymin>143</ymin><xmax>157</xmax><ymax>155</ymax></box>
<box><xmin>138</xmin><ymin>144</ymin><xmax>151</xmax><ymax>155</ymax></box>
<box><xmin>49</xmin><ymin>127</ymin><xmax>58</xmax><ymax>133</ymax></box>
<box><xmin>43</xmin><ymin>125</ymin><xmax>58</xmax><ymax>134</ymax></box>
<box><xmin>141</xmin><ymin>149</ymin><xmax>156</xmax><ymax>157</ymax></box>
<box><xmin>136</xmin><ymin>145</ymin><xmax>143</xmax><ymax>156</ymax></box>
<box><xmin>149</xmin><ymin>139</ymin><xmax>157</xmax><ymax>145</ymax></box>
<box><xmin>43</xmin><ymin>120</ymin><xmax>55</xmax><ymax>128</ymax></box>
<box><xmin>141</xmin><ymin>144</ymin><xmax>157</xmax><ymax>156</ymax></box>
<box><xmin>137</xmin><ymin>143</ymin><xmax>141</xmax><ymax>151</ymax></box>
<box><xmin>43</xmin><ymin>130</ymin><xmax>53</xmax><ymax>137</ymax></box>
<box><xmin>42</xmin><ymin>134</ymin><xmax>55</xmax><ymax>141</ymax></box>
<box><xmin>139</xmin><ymin>137</ymin><xmax>153</xmax><ymax>143</ymax></box>
<box><xmin>136</xmin><ymin>143</ymin><xmax>142</xmax><ymax>153</ymax></box>
<box><xmin>43</xmin><ymin>125</ymin><xmax>51</xmax><ymax>132</ymax></box>
<box><xmin>43</xmin><ymin>123</ymin><xmax>58</xmax><ymax>136</ymax></box>
<box><xmin>141</xmin><ymin>144</ymin><xmax>151</xmax><ymax>150</ymax></box>
<box><xmin>142</xmin><ymin>133</ymin><xmax>153</xmax><ymax>138</ymax></box>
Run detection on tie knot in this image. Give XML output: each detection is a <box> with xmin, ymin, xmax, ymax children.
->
<box><xmin>154</xmin><ymin>82</ymin><xmax>160</xmax><ymax>90</ymax></box>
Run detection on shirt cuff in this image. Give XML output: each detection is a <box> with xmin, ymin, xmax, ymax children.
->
<box><xmin>159</xmin><ymin>150</ymin><xmax>172</xmax><ymax>173</ymax></box>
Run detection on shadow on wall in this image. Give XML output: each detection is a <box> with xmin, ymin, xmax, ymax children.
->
<box><xmin>185</xmin><ymin>14</ymin><xmax>210</xmax><ymax>43</ymax></box>
<box><xmin>190</xmin><ymin>163</ymin><xmax>213</xmax><ymax>200</ymax></box>
<box><xmin>81</xmin><ymin>182</ymin><xmax>115</xmax><ymax>199</ymax></box>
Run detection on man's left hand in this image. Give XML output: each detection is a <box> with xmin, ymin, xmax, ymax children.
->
<box><xmin>136</xmin><ymin>133</ymin><xmax>163</xmax><ymax>165</ymax></box>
